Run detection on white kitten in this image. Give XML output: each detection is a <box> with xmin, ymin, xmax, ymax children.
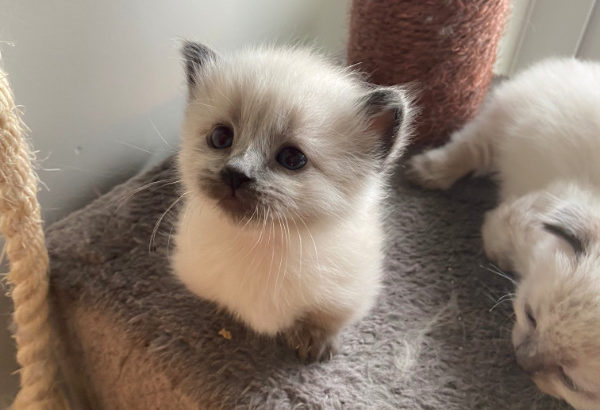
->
<box><xmin>171</xmin><ymin>42</ymin><xmax>413</xmax><ymax>361</ymax></box>
<box><xmin>408</xmin><ymin>58</ymin><xmax>600</xmax><ymax>409</ymax></box>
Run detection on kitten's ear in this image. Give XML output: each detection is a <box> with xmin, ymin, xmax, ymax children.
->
<box><xmin>361</xmin><ymin>87</ymin><xmax>412</xmax><ymax>168</ymax></box>
<box><xmin>181</xmin><ymin>41</ymin><xmax>217</xmax><ymax>91</ymax></box>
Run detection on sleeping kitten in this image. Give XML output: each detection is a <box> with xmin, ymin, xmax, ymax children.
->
<box><xmin>407</xmin><ymin>58</ymin><xmax>600</xmax><ymax>409</ymax></box>
<box><xmin>171</xmin><ymin>42</ymin><xmax>413</xmax><ymax>361</ymax></box>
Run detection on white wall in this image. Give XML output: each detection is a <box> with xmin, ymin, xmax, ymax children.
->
<box><xmin>496</xmin><ymin>0</ymin><xmax>599</xmax><ymax>77</ymax></box>
<box><xmin>0</xmin><ymin>0</ymin><xmax>351</xmax><ymax>224</ymax></box>
<box><xmin>578</xmin><ymin>0</ymin><xmax>600</xmax><ymax>60</ymax></box>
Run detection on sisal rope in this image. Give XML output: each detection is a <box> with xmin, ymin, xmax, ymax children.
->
<box><xmin>0</xmin><ymin>67</ymin><xmax>67</xmax><ymax>408</ymax></box>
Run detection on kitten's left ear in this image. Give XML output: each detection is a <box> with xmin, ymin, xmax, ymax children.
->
<box><xmin>361</xmin><ymin>87</ymin><xmax>412</xmax><ymax>168</ymax></box>
<box><xmin>181</xmin><ymin>41</ymin><xmax>218</xmax><ymax>92</ymax></box>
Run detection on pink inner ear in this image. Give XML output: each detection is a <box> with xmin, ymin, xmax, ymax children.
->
<box><xmin>368</xmin><ymin>107</ymin><xmax>397</xmax><ymax>152</ymax></box>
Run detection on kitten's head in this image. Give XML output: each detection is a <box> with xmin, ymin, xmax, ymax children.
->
<box><xmin>512</xmin><ymin>209</ymin><xmax>600</xmax><ymax>409</ymax></box>
<box><xmin>178</xmin><ymin>42</ymin><xmax>412</xmax><ymax>225</ymax></box>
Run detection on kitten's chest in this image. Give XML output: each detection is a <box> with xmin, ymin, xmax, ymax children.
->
<box><xmin>173</xmin><ymin>203</ymin><xmax>317</xmax><ymax>296</ymax></box>
<box><xmin>171</xmin><ymin>198</ymin><xmax>383</xmax><ymax>333</ymax></box>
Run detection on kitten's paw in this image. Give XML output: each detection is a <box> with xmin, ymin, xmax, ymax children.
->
<box><xmin>283</xmin><ymin>321</ymin><xmax>339</xmax><ymax>362</ymax></box>
<box><xmin>405</xmin><ymin>150</ymin><xmax>457</xmax><ymax>190</ymax></box>
<box><xmin>482</xmin><ymin>208</ymin><xmax>515</xmax><ymax>272</ymax></box>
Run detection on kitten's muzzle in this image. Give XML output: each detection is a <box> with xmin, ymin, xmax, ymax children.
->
<box><xmin>516</xmin><ymin>340</ymin><xmax>551</xmax><ymax>374</ymax></box>
<box><xmin>515</xmin><ymin>336</ymin><xmax>560</xmax><ymax>376</ymax></box>
<box><xmin>220</xmin><ymin>166</ymin><xmax>253</xmax><ymax>195</ymax></box>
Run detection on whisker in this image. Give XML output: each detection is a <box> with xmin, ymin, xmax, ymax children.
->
<box><xmin>149</xmin><ymin>192</ymin><xmax>188</xmax><ymax>253</ymax></box>
<box><xmin>116</xmin><ymin>178</ymin><xmax>180</xmax><ymax>210</ymax></box>
<box><xmin>282</xmin><ymin>213</ymin><xmax>291</xmax><ymax>282</ymax></box>
<box><xmin>117</xmin><ymin>140</ymin><xmax>153</xmax><ymax>154</ymax></box>
<box><xmin>489</xmin><ymin>292</ymin><xmax>516</xmax><ymax>312</ymax></box>
<box><xmin>267</xmin><ymin>209</ymin><xmax>276</xmax><ymax>287</ymax></box>
<box><xmin>274</xmin><ymin>213</ymin><xmax>285</xmax><ymax>295</ymax></box>
<box><xmin>149</xmin><ymin>119</ymin><xmax>174</xmax><ymax>150</ymax></box>
<box><xmin>292</xmin><ymin>209</ymin><xmax>320</xmax><ymax>270</ymax></box>
<box><xmin>480</xmin><ymin>263</ymin><xmax>517</xmax><ymax>285</ymax></box>
<box><xmin>241</xmin><ymin>205</ymin><xmax>258</xmax><ymax>230</ymax></box>
<box><xmin>292</xmin><ymin>216</ymin><xmax>302</xmax><ymax>278</ymax></box>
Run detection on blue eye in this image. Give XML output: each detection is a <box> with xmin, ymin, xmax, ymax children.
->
<box><xmin>208</xmin><ymin>125</ymin><xmax>233</xmax><ymax>149</ymax></box>
<box><xmin>277</xmin><ymin>147</ymin><xmax>307</xmax><ymax>170</ymax></box>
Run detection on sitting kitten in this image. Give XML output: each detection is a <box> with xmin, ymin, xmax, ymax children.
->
<box><xmin>172</xmin><ymin>42</ymin><xmax>413</xmax><ymax>361</ymax></box>
<box><xmin>408</xmin><ymin>58</ymin><xmax>600</xmax><ymax>409</ymax></box>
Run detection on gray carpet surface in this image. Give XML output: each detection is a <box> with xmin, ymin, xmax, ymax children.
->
<box><xmin>47</xmin><ymin>156</ymin><xmax>569</xmax><ymax>409</ymax></box>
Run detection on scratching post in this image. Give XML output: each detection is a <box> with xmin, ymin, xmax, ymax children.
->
<box><xmin>348</xmin><ymin>0</ymin><xmax>509</xmax><ymax>145</ymax></box>
<box><xmin>0</xmin><ymin>66</ymin><xmax>67</xmax><ymax>408</ymax></box>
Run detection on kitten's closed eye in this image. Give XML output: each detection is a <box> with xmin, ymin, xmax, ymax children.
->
<box><xmin>525</xmin><ymin>304</ymin><xmax>537</xmax><ymax>329</ymax></box>
<box><xmin>208</xmin><ymin>125</ymin><xmax>234</xmax><ymax>149</ymax></box>
<box><xmin>559</xmin><ymin>366</ymin><xmax>579</xmax><ymax>392</ymax></box>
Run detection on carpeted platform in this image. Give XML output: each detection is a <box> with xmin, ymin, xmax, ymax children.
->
<box><xmin>47</xmin><ymin>156</ymin><xmax>569</xmax><ymax>409</ymax></box>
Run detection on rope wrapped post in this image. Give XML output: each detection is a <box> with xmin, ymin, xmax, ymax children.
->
<box><xmin>0</xmin><ymin>67</ymin><xmax>68</xmax><ymax>408</ymax></box>
<box><xmin>348</xmin><ymin>0</ymin><xmax>509</xmax><ymax>146</ymax></box>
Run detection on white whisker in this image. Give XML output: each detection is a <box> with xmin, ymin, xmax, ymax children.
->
<box><xmin>480</xmin><ymin>263</ymin><xmax>517</xmax><ymax>285</ymax></box>
<box><xmin>149</xmin><ymin>192</ymin><xmax>188</xmax><ymax>253</ymax></box>
<box><xmin>489</xmin><ymin>292</ymin><xmax>516</xmax><ymax>312</ymax></box>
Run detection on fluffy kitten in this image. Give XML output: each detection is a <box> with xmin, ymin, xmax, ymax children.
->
<box><xmin>408</xmin><ymin>58</ymin><xmax>600</xmax><ymax>409</ymax></box>
<box><xmin>172</xmin><ymin>42</ymin><xmax>413</xmax><ymax>361</ymax></box>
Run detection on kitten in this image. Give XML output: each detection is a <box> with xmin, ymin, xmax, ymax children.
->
<box><xmin>171</xmin><ymin>42</ymin><xmax>413</xmax><ymax>361</ymax></box>
<box><xmin>408</xmin><ymin>58</ymin><xmax>600</xmax><ymax>409</ymax></box>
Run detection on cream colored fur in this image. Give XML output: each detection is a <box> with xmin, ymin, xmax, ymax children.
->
<box><xmin>171</xmin><ymin>44</ymin><xmax>412</xmax><ymax>358</ymax></box>
<box><xmin>408</xmin><ymin>58</ymin><xmax>600</xmax><ymax>409</ymax></box>
<box><xmin>173</xmin><ymin>186</ymin><xmax>384</xmax><ymax>335</ymax></box>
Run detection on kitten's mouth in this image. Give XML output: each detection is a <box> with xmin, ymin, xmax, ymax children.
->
<box><xmin>214</xmin><ymin>192</ymin><xmax>260</xmax><ymax>223</ymax></box>
<box><xmin>200</xmin><ymin>177</ymin><xmax>261</xmax><ymax>223</ymax></box>
<box><xmin>218</xmin><ymin>195</ymin><xmax>254</xmax><ymax>215</ymax></box>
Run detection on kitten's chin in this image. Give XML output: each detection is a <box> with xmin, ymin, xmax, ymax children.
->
<box><xmin>215</xmin><ymin>196</ymin><xmax>259</xmax><ymax>224</ymax></box>
<box><xmin>531</xmin><ymin>374</ymin><xmax>561</xmax><ymax>399</ymax></box>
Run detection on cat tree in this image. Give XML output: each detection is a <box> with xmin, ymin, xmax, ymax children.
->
<box><xmin>2</xmin><ymin>1</ymin><xmax>568</xmax><ymax>409</ymax></box>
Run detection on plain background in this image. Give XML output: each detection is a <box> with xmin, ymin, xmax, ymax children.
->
<box><xmin>0</xmin><ymin>0</ymin><xmax>598</xmax><ymax>403</ymax></box>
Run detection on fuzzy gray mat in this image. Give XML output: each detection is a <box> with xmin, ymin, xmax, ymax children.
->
<box><xmin>47</xmin><ymin>156</ymin><xmax>569</xmax><ymax>409</ymax></box>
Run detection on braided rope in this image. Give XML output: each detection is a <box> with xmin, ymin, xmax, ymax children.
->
<box><xmin>0</xmin><ymin>68</ymin><xmax>67</xmax><ymax>408</ymax></box>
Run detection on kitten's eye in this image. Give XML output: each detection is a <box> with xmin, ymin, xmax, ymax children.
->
<box><xmin>276</xmin><ymin>147</ymin><xmax>307</xmax><ymax>170</ymax></box>
<box><xmin>559</xmin><ymin>366</ymin><xmax>579</xmax><ymax>391</ymax></box>
<box><xmin>208</xmin><ymin>125</ymin><xmax>234</xmax><ymax>149</ymax></box>
<box><xmin>525</xmin><ymin>305</ymin><xmax>537</xmax><ymax>329</ymax></box>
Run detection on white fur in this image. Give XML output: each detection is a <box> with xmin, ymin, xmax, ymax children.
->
<box><xmin>408</xmin><ymin>58</ymin><xmax>600</xmax><ymax>409</ymax></box>
<box><xmin>173</xmin><ymin>185</ymin><xmax>383</xmax><ymax>334</ymax></box>
<box><xmin>172</xmin><ymin>45</ymin><xmax>410</xmax><ymax>344</ymax></box>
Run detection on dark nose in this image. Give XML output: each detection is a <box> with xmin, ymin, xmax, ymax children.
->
<box><xmin>220</xmin><ymin>166</ymin><xmax>253</xmax><ymax>194</ymax></box>
<box><xmin>515</xmin><ymin>338</ymin><xmax>552</xmax><ymax>374</ymax></box>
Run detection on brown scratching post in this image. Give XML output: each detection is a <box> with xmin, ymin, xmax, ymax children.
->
<box><xmin>348</xmin><ymin>0</ymin><xmax>509</xmax><ymax>146</ymax></box>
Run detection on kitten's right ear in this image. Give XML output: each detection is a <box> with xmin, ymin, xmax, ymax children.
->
<box><xmin>181</xmin><ymin>41</ymin><xmax>217</xmax><ymax>91</ymax></box>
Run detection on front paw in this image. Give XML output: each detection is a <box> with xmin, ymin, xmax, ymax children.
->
<box><xmin>482</xmin><ymin>208</ymin><xmax>515</xmax><ymax>272</ymax></box>
<box><xmin>405</xmin><ymin>150</ymin><xmax>456</xmax><ymax>190</ymax></box>
<box><xmin>283</xmin><ymin>321</ymin><xmax>339</xmax><ymax>362</ymax></box>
